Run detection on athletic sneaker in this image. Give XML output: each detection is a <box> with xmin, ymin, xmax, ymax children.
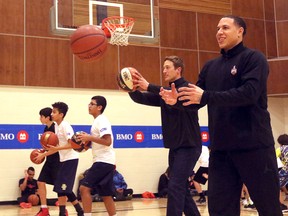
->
<box><xmin>281</xmin><ymin>203</ymin><xmax>288</xmax><ymax>213</ymax></box>
<box><xmin>77</xmin><ymin>209</ymin><xmax>84</xmax><ymax>216</ymax></box>
<box><xmin>196</xmin><ymin>196</ymin><xmax>206</xmax><ymax>205</ymax></box>
<box><xmin>35</xmin><ymin>208</ymin><xmax>50</xmax><ymax>216</ymax></box>
<box><xmin>20</xmin><ymin>202</ymin><xmax>32</xmax><ymax>208</ymax></box>
<box><xmin>244</xmin><ymin>204</ymin><xmax>256</xmax><ymax>209</ymax></box>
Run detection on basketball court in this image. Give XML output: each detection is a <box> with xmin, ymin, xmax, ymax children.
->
<box><xmin>0</xmin><ymin>197</ymin><xmax>269</xmax><ymax>216</ymax></box>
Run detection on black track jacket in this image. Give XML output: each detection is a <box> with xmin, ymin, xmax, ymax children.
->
<box><xmin>128</xmin><ymin>77</ymin><xmax>202</xmax><ymax>150</ymax></box>
<box><xmin>197</xmin><ymin>42</ymin><xmax>274</xmax><ymax>151</ymax></box>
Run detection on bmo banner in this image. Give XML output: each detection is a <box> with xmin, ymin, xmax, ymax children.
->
<box><xmin>0</xmin><ymin>124</ymin><xmax>209</xmax><ymax>149</ymax></box>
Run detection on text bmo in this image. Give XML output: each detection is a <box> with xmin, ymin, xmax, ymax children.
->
<box><xmin>0</xmin><ymin>133</ymin><xmax>15</xmax><ymax>140</ymax></box>
<box><xmin>115</xmin><ymin>133</ymin><xmax>163</xmax><ymax>140</ymax></box>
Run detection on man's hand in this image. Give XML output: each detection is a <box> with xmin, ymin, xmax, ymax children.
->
<box><xmin>159</xmin><ymin>83</ymin><xmax>178</xmax><ymax>105</ymax></box>
<box><xmin>24</xmin><ymin>169</ymin><xmax>28</xmax><ymax>180</ymax></box>
<box><xmin>178</xmin><ymin>84</ymin><xmax>204</xmax><ymax>105</ymax></box>
<box><xmin>132</xmin><ymin>70</ymin><xmax>149</xmax><ymax>91</ymax></box>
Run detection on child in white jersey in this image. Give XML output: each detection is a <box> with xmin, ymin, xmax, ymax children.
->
<box><xmin>78</xmin><ymin>96</ymin><xmax>117</xmax><ymax>216</ymax></box>
<box><xmin>47</xmin><ymin>102</ymin><xmax>83</xmax><ymax>216</ymax></box>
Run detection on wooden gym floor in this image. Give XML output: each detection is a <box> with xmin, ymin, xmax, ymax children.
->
<box><xmin>1</xmin><ymin>196</ymin><xmax>283</xmax><ymax>216</ymax></box>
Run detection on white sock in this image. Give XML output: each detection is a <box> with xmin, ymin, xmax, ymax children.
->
<box><xmin>41</xmin><ymin>205</ymin><xmax>48</xmax><ymax>208</ymax></box>
<box><xmin>242</xmin><ymin>199</ymin><xmax>248</xmax><ymax>205</ymax></box>
<box><xmin>248</xmin><ymin>198</ymin><xmax>254</xmax><ymax>205</ymax></box>
<box><xmin>84</xmin><ymin>213</ymin><xmax>92</xmax><ymax>216</ymax></box>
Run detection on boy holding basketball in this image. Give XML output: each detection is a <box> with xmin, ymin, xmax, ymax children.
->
<box><xmin>77</xmin><ymin>96</ymin><xmax>117</xmax><ymax>216</ymax></box>
<box><xmin>35</xmin><ymin>107</ymin><xmax>60</xmax><ymax>216</ymax></box>
<box><xmin>42</xmin><ymin>102</ymin><xmax>83</xmax><ymax>216</ymax></box>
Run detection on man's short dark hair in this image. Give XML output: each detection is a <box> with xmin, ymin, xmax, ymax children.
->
<box><xmin>28</xmin><ymin>167</ymin><xmax>35</xmax><ymax>172</ymax></box>
<box><xmin>222</xmin><ymin>15</ymin><xmax>247</xmax><ymax>36</ymax></box>
<box><xmin>52</xmin><ymin>102</ymin><xmax>68</xmax><ymax>118</ymax></box>
<box><xmin>164</xmin><ymin>56</ymin><xmax>185</xmax><ymax>75</ymax></box>
<box><xmin>39</xmin><ymin>107</ymin><xmax>52</xmax><ymax>121</ymax></box>
<box><xmin>91</xmin><ymin>96</ymin><xmax>107</xmax><ymax>113</ymax></box>
<box><xmin>278</xmin><ymin>134</ymin><xmax>288</xmax><ymax>145</ymax></box>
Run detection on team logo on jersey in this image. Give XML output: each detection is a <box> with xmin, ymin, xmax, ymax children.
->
<box><xmin>231</xmin><ymin>65</ymin><xmax>237</xmax><ymax>75</ymax></box>
<box><xmin>61</xmin><ymin>184</ymin><xmax>67</xmax><ymax>191</ymax></box>
<box><xmin>100</xmin><ymin>128</ymin><xmax>107</xmax><ymax>132</ymax></box>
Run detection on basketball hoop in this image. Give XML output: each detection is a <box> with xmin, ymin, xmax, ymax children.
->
<box><xmin>102</xmin><ymin>16</ymin><xmax>134</xmax><ymax>46</ymax></box>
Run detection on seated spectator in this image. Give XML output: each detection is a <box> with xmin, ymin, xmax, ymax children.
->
<box><xmin>17</xmin><ymin>167</ymin><xmax>40</xmax><ymax>208</ymax></box>
<box><xmin>113</xmin><ymin>169</ymin><xmax>133</xmax><ymax>201</ymax></box>
<box><xmin>278</xmin><ymin>134</ymin><xmax>288</xmax><ymax>213</ymax></box>
<box><xmin>77</xmin><ymin>169</ymin><xmax>100</xmax><ymax>202</ymax></box>
<box><xmin>158</xmin><ymin>167</ymin><xmax>170</xmax><ymax>198</ymax></box>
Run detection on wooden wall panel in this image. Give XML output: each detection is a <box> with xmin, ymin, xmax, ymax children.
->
<box><xmin>161</xmin><ymin>49</ymin><xmax>199</xmax><ymax>84</ymax></box>
<box><xmin>0</xmin><ymin>35</ymin><xmax>24</xmax><ymax>85</ymax></box>
<box><xmin>276</xmin><ymin>22</ymin><xmax>288</xmax><ymax>57</ymax></box>
<box><xmin>198</xmin><ymin>13</ymin><xmax>222</xmax><ymax>52</ymax></box>
<box><xmin>159</xmin><ymin>0</ymin><xmax>231</xmax><ymax>15</ymax></box>
<box><xmin>25</xmin><ymin>37</ymin><xmax>73</xmax><ymax>87</ymax></box>
<box><xmin>268</xmin><ymin>59</ymin><xmax>288</xmax><ymax>95</ymax></box>
<box><xmin>159</xmin><ymin>8</ymin><xmax>197</xmax><ymax>49</ymax></box>
<box><xmin>120</xmin><ymin>0</ymin><xmax>158</xmax><ymax>6</ymax></box>
<box><xmin>264</xmin><ymin>0</ymin><xmax>275</xmax><ymax>21</ymax></box>
<box><xmin>265</xmin><ymin>21</ymin><xmax>277</xmax><ymax>58</ymax></box>
<box><xmin>74</xmin><ymin>45</ymin><xmax>119</xmax><ymax>89</ymax></box>
<box><xmin>231</xmin><ymin>0</ymin><xmax>264</xmax><ymax>19</ymax></box>
<box><xmin>119</xmin><ymin>46</ymin><xmax>161</xmax><ymax>86</ymax></box>
<box><xmin>243</xmin><ymin>19</ymin><xmax>266</xmax><ymax>55</ymax></box>
<box><xmin>0</xmin><ymin>0</ymin><xmax>24</xmax><ymax>34</ymax></box>
<box><xmin>26</xmin><ymin>0</ymin><xmax>55</xmax><ymax>37</ymax></box>
<box><xmin>275</xmin><ymin>0</ymin><xmax>288</xmax><ymax>20</ymax></box>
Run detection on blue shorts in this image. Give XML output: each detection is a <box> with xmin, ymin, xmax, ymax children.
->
<box><xmin>53</xmin><ymin>159</ymin><xmax>78</xmax><ymax>194</ymax></box>
<box><xmin>81</xmin><ymin>162</ymin><xmax>115</xmax><ymax>196</ymax></box>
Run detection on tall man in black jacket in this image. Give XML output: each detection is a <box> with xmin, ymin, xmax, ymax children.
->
<box><xmin>129</xmin><ymin>56</ymin><xmax>202</xmax><ymax>216</ymax></box>
<box><xmin>160</xmin><ymin>16</ymin><xmax>282</xmax><ymax>216</ymax></box>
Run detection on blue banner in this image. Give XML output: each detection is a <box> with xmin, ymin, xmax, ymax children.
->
<box><xmin>0</xmin><ymin>124</ymin><xmax>209</xmax><ymax>149</ymax></box>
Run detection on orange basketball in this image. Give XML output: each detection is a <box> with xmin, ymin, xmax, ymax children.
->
<box><xmin>27</xmin><ymin>194</ymin><xmax>40</xmax><ymax>206</ymax></box>
<box><xmin>30</xmin><ymin>149</ymin><xmax>45</xmax><ymax>164</ymax></box>
<box><xmin>70</xmin><ymin>25</ymin><xmax>108</xmax><ymax>62</ymax></box>
<box><xmin>70</xmin><ymin>131</ymin><xmax>91</xmax><ymax>153</ymax></box>
<box><xmin>40</xmin><ymin>131</ymin><xmax>59</xmax><ymax>149</ymax></box>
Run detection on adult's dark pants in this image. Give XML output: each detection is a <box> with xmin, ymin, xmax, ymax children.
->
<box><xmin>208</xmin><ymin>146</ymin><xmax>282</xmax><ymax>216</ymax></box>
<box><xmin>167</xmin><ymin>147</ymin><xmax>201</xmax><ymax>216</ymax></box>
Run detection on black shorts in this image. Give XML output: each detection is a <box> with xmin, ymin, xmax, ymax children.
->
<box><xmin>53</xmin><ymin>159</ymin><xmax>78</xmax><ymax>194</ymax></box>
<box><xmin>38</xmin><ymin>154</ymin><xmax>60</xmax><ymax>185</ymax></box>
<box><xmin>194</xmin><ymin>166</ymin><xmax>208</xmax><ymax>185</ymax></box>
<box><xmin>81</xmin><ymin>162</ymin><xmax>115</xmax><ymax>196</ymax></box>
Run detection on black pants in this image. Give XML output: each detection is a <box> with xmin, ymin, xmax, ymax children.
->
<box><xmin>208</xmin><ymin>147</ymin><xmax>282</xmax><ymax>216</ymax></box>
<box><xmin>167</xmin><ymin>147</ymin><xmax>201</xmax><ymax>216</ymax></box>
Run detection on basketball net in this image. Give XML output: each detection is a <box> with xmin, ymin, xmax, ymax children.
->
<box><xmin>102</xmin><ymin>16</ymin><xmax>134</xmax><ymax>46</ymax></box>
